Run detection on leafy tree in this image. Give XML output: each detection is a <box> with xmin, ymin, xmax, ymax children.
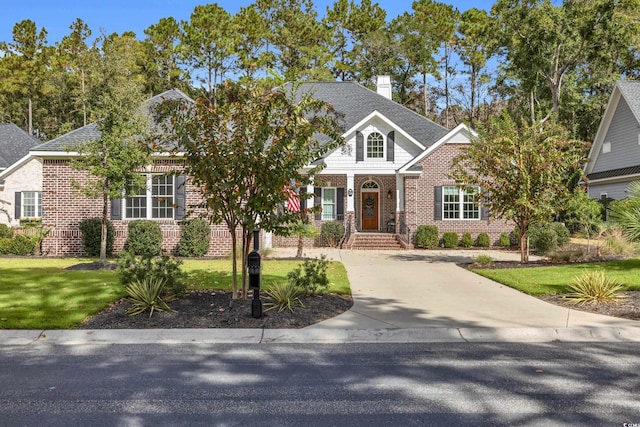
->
<box><xmin>142</xmin><ymin>17</ymin><xmax>188</xmax><ymax>95</ymax></box>
<box><xmin>180</xmin><ymin>4</ymin><xmax>234</xmax><ymax>105</ymax></box>
<box><xmin>0</xmin><ymin>19</ymin><xmax>51</xmax><ymax>136</ymax></box>
<box><xmin>450</xmin><ymin>113</ymin><xmax>585</xmax><ymax>262</ymax></box>
<box><xmin>563</xmin><ymin>189</ymin><xmax>602</xmax><ymax>252</ymax></box>
<box><xmin>454</xmin><ymin>8</ymin><xmax>495</xmax><ymax>128</ymax></box>
<box><xmin>157</xmin><ymin>82</ymin><xmax>343</xmax><ymax>298</ymax></box>
<box><xmin>70</xmin><ymin>34</ymin><xmax>152</xmax><ymax>265</ymax></box>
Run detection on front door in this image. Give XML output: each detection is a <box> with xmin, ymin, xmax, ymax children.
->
<box><xmin>361</xmin><ymin>192</ymin><xmax>379</xmax><ymax>230</ymax></box>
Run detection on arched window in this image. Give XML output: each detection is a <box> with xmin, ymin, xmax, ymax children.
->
<box><xmin>362</xmin><ymin>181</ymin><xmax>379</xmax><ymax>189</ymax></box>
<box><xmin>367</xmin><ymin>132</ymin><xmax>384</xmax><ymax>158</ymax></box>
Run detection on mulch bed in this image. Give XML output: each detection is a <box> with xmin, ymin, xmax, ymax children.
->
<box><xmin>78</xmin><ymin>290</ymin><xmax>353</xmax><ymax>329</ymax></box>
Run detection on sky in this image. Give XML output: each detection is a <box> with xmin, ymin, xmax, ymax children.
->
<box><xmin>3</xmin><ymin>0</ymin><xmax>495</xmax><ymax>46</ymax></box>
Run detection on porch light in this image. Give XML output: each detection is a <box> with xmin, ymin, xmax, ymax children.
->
<box><xmin>387</xmin><ymin>189</ymin><xmax>393</xmax><ymax>199</ymax></box>
<box><xmin>348</xmin><ymin>189</ymin><xmax>353</xmax><ymax>197</ymax></box>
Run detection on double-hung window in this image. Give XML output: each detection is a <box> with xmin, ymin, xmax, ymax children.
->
<box><xmin>125</xmin><ymin>174</ymin><xmax>175</xmax><ymax>220</ymax></box>
<box><xmin>321</xmin><ymin>188</ymin><xmax>336</xmax><ymax>220</ymax></box>
<box><xmin>20</xmin><ymin>191</ymin><xmax>43</xmax><ymax>218</ymax></box>
<box><xmin>443</xmin><ymin>186</ymin><xmax>480</xmax><ymax>220</ymax></box>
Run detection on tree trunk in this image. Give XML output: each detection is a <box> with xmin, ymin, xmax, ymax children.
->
<box><xmin>230</xmin><ymin>231</ymin><xmax>238</xmax><ymax>299</ymax></box>
<box><xmin>100</xmin><ymin>194</ymin><xmax>108</xmax><ymax>267</ymax></box>
<box><xmin>296</xmin><ymin>234</ymin><xmax>304</xmax><ymax>258</ymax></box>
<box><xmin>520</xmin><ymin>231</ymin><xmax>529</xmax><ymax>263</ymax></box>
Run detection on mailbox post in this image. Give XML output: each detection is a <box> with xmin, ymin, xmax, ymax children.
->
<box><xmin>248</xmin><ymin>229</ymin><xmax>262</xmax><ymax>318</ymax></box>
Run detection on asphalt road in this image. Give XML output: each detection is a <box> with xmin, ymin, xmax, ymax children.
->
<box><xmin>1</xmin><ymin>342</ymin><xmax>639</xmax><ymax>426</ymax></box>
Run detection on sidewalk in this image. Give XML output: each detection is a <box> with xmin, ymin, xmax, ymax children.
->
<box><xmin>1</xmin><ymin>247</ymin><xmax>639</xmax><ymax>346</ymax></box>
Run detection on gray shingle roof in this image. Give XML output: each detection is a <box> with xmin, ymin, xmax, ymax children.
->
<box><xmin>587</xmin><ymin>165</ymin><xmax>640</xmax><ymax>181</ymax></box>
<box><xmin>33</xmin><ymin>89</ymin><xmax>192</xmax><ymax>152</ymax></box>
<box><xmin>0</xmin><ymin>123</ymin><xmax>42</xmax><ymax>168</ymax></box>
<box><xmin>295</xmin><ymin>82</ymin><xmax>449</xmax><ymax>148</ymax></box>
<box><xmin>617</xmin><ymin>81</ymin><xmax>640</xmax><ymax>122</ymax></box>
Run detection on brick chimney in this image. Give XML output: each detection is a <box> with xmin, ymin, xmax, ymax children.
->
<box><xmin>376</xmin><ymin>75</ymin><xmax>392</xmax><ymax>100</ymax></box>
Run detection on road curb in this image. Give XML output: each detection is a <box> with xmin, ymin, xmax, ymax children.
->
<box><xmin>2</xmin><ymin>327</ymin><xmax>640</xmax><ymax>346</ymax></box>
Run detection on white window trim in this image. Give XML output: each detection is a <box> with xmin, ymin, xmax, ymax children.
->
<box><xmin>442</xmin><ymin>186</ymin><xmax>480</xmax><ymax>221</ymax></box>
<box><xmin>602</xmin><ymin>141</ymin><xmax>611</xmax><ymax>154</ymax></box>
<box><xmin>321</xmin><ymin>187</ymin><xmax>337</xmax><ymax>221</ymax></box>
<box><xmin>20</xmin><ymin>191</ymin><xmax>43</xmax><ymax>219</ymax></box>
<box><xmin>365</xmin><ymin>131</ymin><xmax>385</xmax><ymax>161</ymax></box>
<box><xmin>124</xmin><ymin>174</ymin><xmax>175</xmax><ymax>220</ymax></box>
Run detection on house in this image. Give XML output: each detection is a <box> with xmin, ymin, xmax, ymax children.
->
<box><xmin>274</xmin><ymin>78</ymin><xmax>512</xmax><ymax>249</ymax></box>
<box><xmin>0</xmin><ymin>123</ymin><xmax>43</xmax><ymax>226</ymax></box>
<box><xmin>31</xmin><ymin>80</ymin><xmax>512</xmax><ymax>256</ymax></box>
<box><xmin>585</xmin><ymin>81</ymin><xmax>640</xmax><ymax>200</ymax></box>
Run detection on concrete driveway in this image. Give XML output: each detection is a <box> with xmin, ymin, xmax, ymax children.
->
<box><xmin>272</xmin><ymin>247</ymin><xmax>640</xmax><ymax>330</ymax></box>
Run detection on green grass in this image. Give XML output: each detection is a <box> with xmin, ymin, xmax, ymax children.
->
<box><xmin>472</xmin><ymin>258</ymin><xmax>640</xmax><ymax>296</ymax></box>
<box><xmin>0</xmin><ymin>257</ymin><xmax>350</xmax><ymax>330</ymax></box>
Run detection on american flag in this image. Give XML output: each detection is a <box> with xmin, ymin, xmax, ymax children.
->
<box><xmin>286</xmin><ymin>181</ymin><xmax>300</xmax><ymax>212</ymax></box>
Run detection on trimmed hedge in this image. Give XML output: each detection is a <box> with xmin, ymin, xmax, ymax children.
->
<box><xmin>320</xmin><ymin>221</ymin><xmax>344</xmax><ymax>248</ymax></box>
<box><xmin>79</xmin><ymin>218</ymin><xmax>114</xmax><ymax>257</ymax></box>
<box><xmin>476</xmin><ymin>232</ymin><xmax>491</xmax><ymax>247</ymax></box>
<box><xmin>415</xmin><ymin>225</ymin><xmax>439</xmax><ymax>249</ymax></box>
<box><xmin>460</xmin><ymin>232</ymin><xmax>473</xmax><ymax>248</ymax></box>
<box><xmin>178</xmin><ymin>218</ymin><xmax>211</xmax><ymax>257</ymax></box>
<box><xmin>127</xmin><ymin>220</ymin><xmax>163</xmax><ymax>256</ymax></box>
<box><xmin>499</xmin><ymin>232</ymin><xmax>511</xmax><ymax>247</ymax></box>
<box><xmin>442</xmin><ymin>232</ymin><xmax>459</xmax><ymax>248</ymax></box>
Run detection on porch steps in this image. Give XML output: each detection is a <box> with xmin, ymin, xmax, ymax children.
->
<box><xmin>348</xmin><ymin>232</ymin><xmax>403</xmax><ymax>250</ymax></box>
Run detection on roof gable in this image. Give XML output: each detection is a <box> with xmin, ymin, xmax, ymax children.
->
<box><xmin>585</xmin><ymin>81</ymin><xmax>640</xmax><ymax>176</ymax></box>
<box><xmin>32</xmin><ymin>89</ymin><xmax>193</xmax><ymax>154</ymax></box>
<box><xmin>399</xmin><ymin>123</ymin><xmax>475</xmax><ymax>174</ymax></box>
<box><xmin>296</xmin><ymin>82</ymin><xmax>449</xmax><ymax>148</ymax></box>
<box><xmin>0</xmin><ymin>123</ymin><xmax>42</xmax><ymax>168</ymax></box>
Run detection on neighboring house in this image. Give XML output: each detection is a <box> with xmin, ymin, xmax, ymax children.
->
<box><xmin>585</xmin><ymin>81</ymin><xmax>640</xmax><ymax>200</ymax></box>
<box><xmin>32</xmin><ymin>81</ymin><xmax>512</xmax><ymax>256</ymax></box>
<box><xmin>0</xmin><ymin>123</ymin><xmax>43</xmax><ymax>227</ymax></box>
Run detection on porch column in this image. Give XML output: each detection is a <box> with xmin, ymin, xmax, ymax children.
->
<box><xmin>395</xmin><ymin>174</ymin><xmax>404</xmax><ymax>211</ymax></box>
<box><xmin>346</xmin><ymin>173</ymin><xmax>355</xmax><ymax>212</ymax></box>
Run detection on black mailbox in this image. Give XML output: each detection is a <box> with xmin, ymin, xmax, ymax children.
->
<box><xmin>248</xmin><ymin>250</ymin><xmax>261</xmax><ymax>290</ymax></box>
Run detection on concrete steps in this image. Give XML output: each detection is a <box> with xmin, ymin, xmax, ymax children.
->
<box><xmin>348</xmin><ymin>232</ymin><xmax>403</xmax><ymax>250</ymax></box>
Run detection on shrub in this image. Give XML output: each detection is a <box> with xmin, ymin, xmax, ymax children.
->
<box><xmin>460</xmin><ymin>232</ymin><xmax>473</xmax><ymax>248</ymax></box>
<box><xmin>547</xmin><ymin>248</ymin><xmax>588</xmax><ymax>263</ymax></box>
<box><xmin>597</xmin><ymin>225</ymin><xmax>636</xmax><ymax>256</ymax></box>
<box><xmin>320</xmin><ymin>221</ymin><xmax>344</xmax><ymax>248</ymax></box>
<box><xmin>178</xmin><ymin>218</ymin><xmax>210</xmax><ymax>257</ymax></box>
<box><xmin>287</xmin><ymin>255</ymin><xmax>330</xmax><ymax>296</ymax></box>
<box><xmin>8</xmin><ymin>234</ymin><xmax>35</xmax><ymax>255</ymax></box>
<box><xmin>551</xmin><ymin>222</ymin><xmax>570</xmax><ymax>247</ymax></box>
<box><xmin>529</xmin><ymin>223</ymin><xmax>558</xmax><ymax>254</ymax></box>
<box><xmin>415</xmin><ymin>225</ymin><xmax>439</xmax><ymax>249</ymax></box>
<box><xmin>474</xmin><ymin>254</ymin><xmax>492</xmax><ymax>265</ymax></box>
<box><xmin>263</xmin><ymin>281</ymin><xmax>305</xmax><ymax>312</ymax></box>
<box><xmin>565</xmin><ymin>271</ymin><xmax>625</xmax><ymax>304</ymax></box>
<box><xmin>499</xmin><ymin>232</ymin><xmax>511</xmax><ymax>247</ymax></box>
<box><xmin>127</xmin><ymin>220</ymin><xmax>162</xmax><ymax>256</ymax></box>
<box><xmin>125</xmin><ymin>277</ymin><xmax>176</xmax><ymax>317</ymax></box>
<box><xmin>0</xmin><ymin>237</ymin><xmax>12</xmax><ymax>254</ymax></box>
<box><xmin>442</xmin><ymin>232</ymin><xmax>458</xmax><ymax>248</ymax></box>
<box><xmin>476</xmin><ymin>232</ymin><xmax>491</xmax><ymax>247</ymax></box>
<box><xmin>117</xmin><ymin>250</ymin><xmax>186</xmax><ymax>296</ymax></box>
<box><xmin>79</xmin><ymin>218</ymin><xmax>114</xmax><ymax>257</ymax></box>
<box><xmin>0</xmin><ymin>224</ymin><xmax>13</xmax><ymax>239</ymax></box>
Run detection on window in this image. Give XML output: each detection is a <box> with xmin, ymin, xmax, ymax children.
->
<box><xmin>443</xmin><ymin>186</ymin><xmax>479</xmax><ymax>220</ymax></box>
<box><xmin>321</xmin><ymin>188</ymin><xmax>336</xmax><ymax>220</ymax></box>
<box><xmin>21</xmin><ymin>191</ymin><xmax>42</xmax><ymax>218</ymax></box>
<box><xmin>367</xmin><ymin>132</ymin><xmax>384</xmax><ymax>158</ymax></box>
<box><xmin>602</xmin><ymin>142</ymin><xmax>611</xmax><ymax>153</ymax></box>
<box><xmin>125</xmin><ymin>174</ymin><xmax>175</xmax><ymax>219</ymax></box>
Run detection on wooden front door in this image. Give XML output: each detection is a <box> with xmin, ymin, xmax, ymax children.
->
<box><xmin>361</xmin><ymin>192</ymin><xmax>379</xmax><ymax>230</ymax></box>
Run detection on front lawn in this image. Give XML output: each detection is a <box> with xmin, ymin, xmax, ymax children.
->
<box><xmin>0</xmin><ymin>257</ymin><xmax>350</xmax><ymax>330</ymax></box>
<box><xmin>472</xmin><ymin>258</ymin><xmax>640</xmax><ymax>296</ymax></box>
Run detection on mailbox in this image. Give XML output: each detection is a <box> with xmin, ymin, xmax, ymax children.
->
<box><xmin>248</xmin><ymin>250</ymin><xmax>261</xmax><ymax>290</ymax></box>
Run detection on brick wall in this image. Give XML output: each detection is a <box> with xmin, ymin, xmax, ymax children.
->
<box><xmin>404</xmin><ymin>144</ymin><xmax>513</xmax><ymax>245</ymax></box>
<box><xmin>41</xmin><ymin>159</ymin><xmax>237</xmax><ymax>257</ymax></box>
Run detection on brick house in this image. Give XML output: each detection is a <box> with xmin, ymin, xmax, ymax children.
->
<box><xmin>30</xmin><ymin>80</ymin><xmax>511</xmax><ymax>256</ymax></box>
